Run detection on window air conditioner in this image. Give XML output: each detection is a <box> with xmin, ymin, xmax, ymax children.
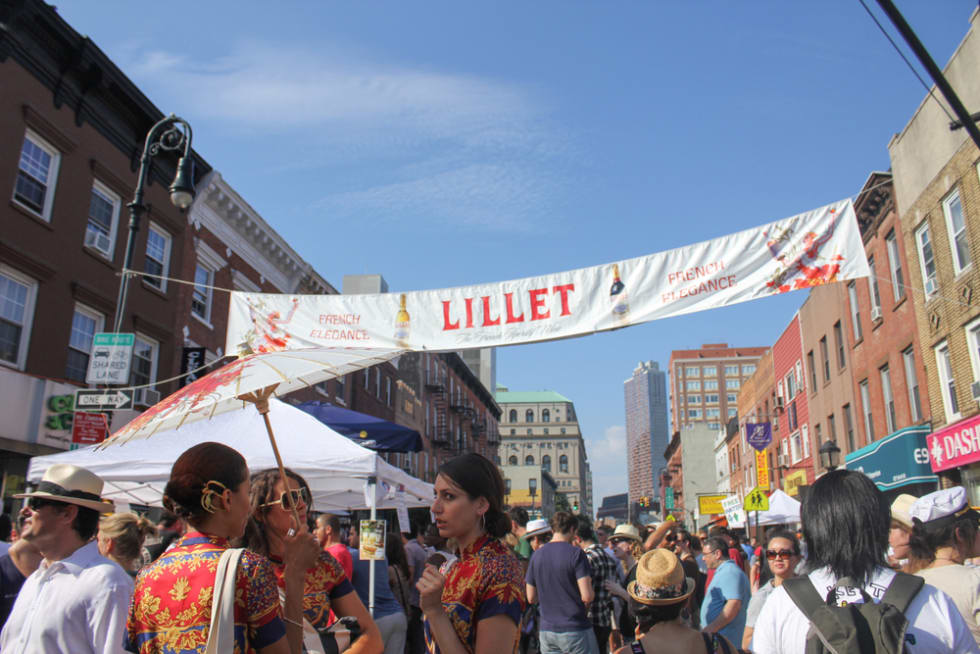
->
<box><xmin>133</xmin><ymin>388</ymin><xmax>161</xmax><ymax>407</ymax></box>
<box><xmin>778</xmin><ymin>453</ymin><xmax>789</xmax><ymax>468</ymax></box>
<box><xmin>870</xmin><ymin>306</ymin><xmax>882</xmax><ymax>321</ymax></box>
<box><xmin>774</xmin><ymin>397</ymin><xmax>785</xmax><ymax>411</ymax></box>
<box><xmin>84</xmin><ymin>229</ymin><xmax>111</xmax><ymax>255</ymax></box>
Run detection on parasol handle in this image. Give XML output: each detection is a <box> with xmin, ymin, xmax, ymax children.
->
<box><xmin>241</xmin><ymin>387</ymin><xmax>303</xmax><ymax>530</ymax></box>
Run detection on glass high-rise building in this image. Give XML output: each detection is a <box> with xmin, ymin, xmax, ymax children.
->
<box><xmin>624</xmin><ymin>361</ymin><xmax>669</xmax><ymax>508</ymax></box>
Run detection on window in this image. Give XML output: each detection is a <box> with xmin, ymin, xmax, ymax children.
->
<box><xmin>385</xmin><ymin>377</ymin><xmax>392</xmax><ymax>406</ymax></box>
<box><xmin>966</xmin><ymin>318</ymin><xmax>980</xmax><ymax>402</ymax></box>
<box><xmin>364</xmin><ymin>369</ymin><xmax>370</xmax><ymax>389</ymax></box>
<box><xmin>686</xmin><ymin>366</ymin><xmax>700</xmax><ymax>376</ymax></box>
<box><xmin>788</xmin><ymin>401</ymin><xmax>798</xmax><ymax>431</ymax></box>
<box><xmin>143</xmin><ymin>224</ymin><xmax>171</xmax><ymax>291</ymax></box>
<box><xmin>559</xmin><ymin>455</ymin><xmax>569</xmax><ymax>473</ymax></box>
<box><xmin>706</xmin><ymin>408</ymin><xmax>720</xmax><ymax>418</ymax></box>
<box><xmin>827</xmin><ymin>320</ymin><xmax>847</xmax><ymax>368</ymax></box>
<box><xmin>844</xmin><ymin>404</ymin><xmax>855</xmax><ymax>452</ymax></box>
<box><xmin>84</xmin><ymin>181</ymin><xmax>120</xmax><ymax>258</ymax></box>
<box><xmin>524</xmin><ymin>454</ymin><xmax>534</xmax><ymax>466</ymax></box>
<box><xmin>935</xmin><ymin>340</ymin><xmax>960</xmax><ymax>422</ymax></box>
<box><xmin>915</xmin><ymin>222</ymin><xmax>937</xmax><ymax>297</ymax></box>
<box><xmin>687</xmin><ymin>395</ymin><xmax>702</xmax><ymax>404</ymax></box>
<box><xmin>542</xmin><ymin>454</ymin><xmax>551</xmax><ymax>472</ymax></box>
<box><xmin>727</xmin><ymin>379</ymin><xmax>741</xmax><ymax>389</ymax></box>
<box><xmin>885</xmin><ymin>231</ymin><xmax>905</xmax><ymax>301</ymax></box>
<box><xmin>703</xmin><ymin>379</ymin><xmax>718</xmax><ymax>391</ymax></box>
<box><xmin>0</xmin><ymin>266</ymin><xmax>38</xmax><ymax>369</ymax></box>
<box><xmin>868</xmin><ymin>257</ymin><xmax>881</xmax><ymax>318</ymax></box>
<box><xmin>784</xmin><ymin>371</ymin><xmax>797</xmax><ymax>399</ymax></box>
<box><xmin>688</xmin><ymin>409</ymin><xmax>702</xmax><ymax>418</ymax></box>
<box><xmin>807</xmin><ymin>351</ymin><xmax>817</xmax><ymax>389</ymax></box>
<box><xmin>560</xmin><ymin>427</ymin><xmax>566</xmax><ymax>434</ymax></box>
<box><xmin>508</xmin><ymin>455</ymin><xmax>518</xmax><ymax>465</ymax></box>
<box><xmin>848</xmin><ymin>282</ymin><xmax>862</xmax><ymax>341</ymax></box>
<box><xmin>526</xmin><ymin>428</ymin><xmax>532</xmax><ymax>435</ymax></box>
<box><xmin>802</xmin><ymin>424</ymin><xmax>810</xmax><ymax>459</ymax></box>
<box><xmin>65</xmin><ymin>304</ymin><xmax>103</xmax><ymax>382</ymax></box>
<box><xmin>686</xmin><ymin>380</ymin><xmax>701</xmax><ymax>391</ymax></box>
<box><xmin>191</xmin><ymin>263</ymin><xmax>214</xmax><ymax>322</ymax></box>
<box><xmin>542</xmin><ymin>409</ymin><xmax>550</xmax><ymax>422</ymax></box>
<box><xmin>509</xmin><ymin>409</ymin><xmax>517</xmax><ymax>422</ymax></box>
<box><xmin>504</xmin><ymin>478</ymin><xmax>511</xmax><ymax>494</ymax></box>
<box><xmin>880</xmin><ymin>365</ymin><xmax>895</xmax><ymax>433</ymax></box>
<box><xmin>375</xmin><ymin>369</ymin><xmax>381</xmax><ymax>399</ymax></box>
<box><xmin>510</xmin><ymin>429</ymin><xmax>515</xmax><ymax>435</ymax></box>
<box><xmin>860</xmin><ymin>380</ymin><xmax>874</xmax><ymax>442</ymax></box>
<box><xmin>819</xmin><ymin>337</ymin><xmax>830</xmax><ymax>381</ymax></box>
<box><xmin>543</xmin><ymin>427</ymin><xmax>549</xmax><ymax>434</ymax></box>
<box><xmin>790</xmin><ymin>431</ymin><xmax>802</xmax><ymax>463</ymax></box>
<box><xmin>131</xmin><ymin>334</ymin><xmax>159</xmax><ymax>388</ymax></box>
<box><xmin>743</xmin><ymin>364</ymin><xmax>756</xmax><ymax>375</ymax></box>
<box><xmin>703</xmin><ymin>366</ymin><xmax>717</xmax><ymax>376</ymax></box>
<box><xmin>709</xmin><ymin>422</ymin><xmax>721</xmax><ymax>430</ymax></box>
<box><xmin>13</xmin><ymin>130</ymin><xmax>60</xmax><ymax>221</ymax></box>
<box><xmin>725</xmin><ymin>365</ymin><xmax>739</xmax><ymax>376</ymax></box>
<box><xmin>705</xmin><ymin>394</ymin><xmax>719</xmax><ymax>404</ymax></box>
<box><xmin>525</xmin><ymin>409</ymin><xmax>534</xmax><ymax>422</ymax></box>
<box><xmin>727</xmin><ymin>393</ymin><xmax>737</xmax><ymax>403</ymax></box>
<box><xmin>827</xmin><ymin>414</ymin><xmax>837</xmax><ymax>441</ymax></box>
<box><xmin>943</xmin><ymin>188</ymin><xmax>971</xmax><ymax>273</ymax></box>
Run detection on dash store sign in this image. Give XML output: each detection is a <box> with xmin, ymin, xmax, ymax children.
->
<box><xmin>926</xmin><ymin>414</ymin><xmax>980</xmax><ymax>473</ymax></box>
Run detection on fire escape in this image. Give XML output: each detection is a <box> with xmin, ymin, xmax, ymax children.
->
<box><xmin>425</xmin><ymin>372</ymin><xmax>451</xmax><ymax>448</ymax></box>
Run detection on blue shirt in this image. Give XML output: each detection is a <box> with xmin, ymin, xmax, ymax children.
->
<box><xmin>700</xmin><ymin>559</ymin><xmax>750</xmax><ymax>645</ymax></box>
<box><xmin>349</xmin><ymin>547</ymin><xmax>404</xmax><ymax>619</ymax></box>
<box><xmin>525</xmin><ymin>540</ymin><xmax>592</xmax><ymax>633</ymax></box>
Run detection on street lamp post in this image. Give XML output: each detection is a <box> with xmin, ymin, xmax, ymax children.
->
<box><xmin>529</xmin><ymin>477</ymin><xmax>537</xmax><ymax>516</ymax></box>
<box><xmin>112</xmin><ymin>114</ymin><xmax>195</xmax><ymax>334</ymax></box>
<box><xmin>818</xmin><ymin>440</ymin><xmax>842</xmax><ymax>472</ymax></box>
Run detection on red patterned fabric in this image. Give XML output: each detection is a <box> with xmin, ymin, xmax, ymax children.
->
<box><xmin>126</xmin><ymin>532</ymin><xmax>285</xmax><ymax>653</ymax></box>
<box><xmin>424</xmin><ymin>534</ymin><xmax>524</xmax><ymax>654</ymax></box>
<box><xmin>268</xmin><ymin>550</ymin><xmax>355</xmax><ymax>629</ymax></box>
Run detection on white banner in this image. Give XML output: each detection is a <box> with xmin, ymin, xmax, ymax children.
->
<box><xmin>227</xmin><ymin>198</ymin><xmax>868</xmax><ymax>354</ymax></box>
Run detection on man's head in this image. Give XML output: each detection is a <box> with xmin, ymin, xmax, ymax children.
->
<box><xmin>802</xmin><ymin>469</ymin><xmax>889</xmax><ymax>586</ymax></box>
<box><xmin>424</xmin><ymin>523</ymin><xmax>446</xmax><ymax>549</ymax></box>
<box><xmin>525</xmin><ymin>518</ymin><xmax>552</xmax><ymax>550</ymax></box>
<box><xmin>575</xmin><ymin>515</ymin><xmax>597</xmax><ymax>545</ymax></box>
<box><xmin>509</xmin><ymin>507</ymin><xmax>529</xmax><ymax>535</ymax></box>
<box><xmin>549</xmin><ymin>511</ymin><xmax>578</xmax><ymax>538</ymax></box>
<box><xmin>597</xmin><ymin>524</ymin><xmax>613</xmax><ymax>546</ymax></box>
<box><xmin>701</xmin><ymin>536</ymin><xmax>730</xmax><ymax>570</ymax></box>
<box><xmin>315</xmin><ymin>513</ymin><xmax>342</xmax><ymax>546</ymax></box>
<box><xmin>15</xmin><ymin>464</ymin><xmax>111</xmax><ymax>556</ymax></box>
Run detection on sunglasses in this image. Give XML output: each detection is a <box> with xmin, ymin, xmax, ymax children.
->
<box><xmin>766</xmin><ymin>549</ymin><xmax>795</xmax><ymax>561</ymax></box>
<box><xmin>27</xmin><ymin>497</ymin><xmax>62</xmax><ymax>511</ymax></box>
<box><xmin>260</xmin><ymin>488</ymin><xmax>311</xmax><ymax>509</ymax></box>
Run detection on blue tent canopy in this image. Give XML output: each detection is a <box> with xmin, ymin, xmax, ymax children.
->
<box><xmin>296</xmin><ymin>401</ymin><xmax>423</xmax><ymax>452</ymax></box>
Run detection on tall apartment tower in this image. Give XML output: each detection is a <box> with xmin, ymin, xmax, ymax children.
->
<box><xmin>624</xmin><ymin>361</ymin><xmax>669</xmax><ymax>507</ymax></box>
<box><xmin>668</xmin><ymin>344</ymin><xmax>768</xmax><ymax>434</ymax></box>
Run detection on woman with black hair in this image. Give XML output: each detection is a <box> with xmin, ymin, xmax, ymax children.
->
<box><xmin>741</xmin><ymin>530</ymin><xmax>800</xmax><ymax>650</ymax></box>
<box><xmin>241</xmin><ymin>468</ymin><xmax>383</xmax><ymax>654</ymax></box>
<box><xmin>612</xmin><ymin>548</ymin><xmax>736</xmax><ymax>654</ymax></box>
<box><xmin>908</xmin><ymin>487</ymin><xmax>980</xmax><ymax>645</ymax></box>
<box><xmin>750</xmin><ymin>469</ymin><xmax>977</xmax><ymax>653</ymax></box>
<box><xmin>417</xmin><ymin>453</ymin><xmax>524</xmax><ymax>654</ymax></box>
<box><xmin>126</xmin><ymin>442</ymin><xmax>320</xmax><ymax>654</ymax></box>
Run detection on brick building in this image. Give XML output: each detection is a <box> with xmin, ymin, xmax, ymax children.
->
<box><xmin>736</xmin><ymin>349</ymin><xmax>776</xmax><ymax>494</ymax></box>
<box><xmin>772</xmin><ymin>313</ymin><xmax>813</xmax><ymax>496</ymax></box>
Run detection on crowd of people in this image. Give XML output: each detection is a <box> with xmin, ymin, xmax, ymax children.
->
<box><xmin>0</xmin><ymin>451</ymin><xmax>978</xmax><ymax>654</ymax></box>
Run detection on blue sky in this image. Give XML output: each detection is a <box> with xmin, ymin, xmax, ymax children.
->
<box><xmin>55</xmin><ymin>1</ymin><xmax>976</xmax><ymax>510</ymax></box>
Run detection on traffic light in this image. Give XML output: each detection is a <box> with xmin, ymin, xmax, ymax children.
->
<box><xmin>573</xmin><ymin>502</ymin><xmax>579</xmax><ymax>512</ymax></box>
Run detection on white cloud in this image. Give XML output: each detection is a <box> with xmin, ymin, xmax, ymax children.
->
<box><xmin>586</xmin><ymin>425</ymin><xmax>628</xmax><ymax>510</ymax></box>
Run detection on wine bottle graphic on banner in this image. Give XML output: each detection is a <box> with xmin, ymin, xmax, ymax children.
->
<box><xmin>610</xmin><ymin>264</ymin><xmax>629</xmax><ymax>317</ymax></box>
<box><xmin>394</xmin><ymin>293</ymin><xmax>411</xmax><ymax>346</ymax></box>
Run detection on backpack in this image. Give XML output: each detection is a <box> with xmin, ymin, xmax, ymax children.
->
<box><xmin>783</xmin><ymin>572</ymin><xmax>924</xmax><ymax>654</ymax></box>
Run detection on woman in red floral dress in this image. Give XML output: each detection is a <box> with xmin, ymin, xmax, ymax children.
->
<box><xmin>241</xmin><ymin>468</ymin><xmax>383</xmax><ymax>654</ymax></box>
<box><xmin>125</xmin><ymin>442</ymin><xmax>319</xmax><ymax>654</ymax></box>
<box><xmin>417</xmin><ymin>453</ymin><xmax>525</xmax><ymax>654</ymax></box>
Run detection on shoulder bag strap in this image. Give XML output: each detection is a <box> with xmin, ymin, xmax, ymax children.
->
<box><xmin>880</xmin><ymin>571</ymin><xmax>924</xmax><ymax>613</ymax></box>
<box><xmin>782</xmin><ymin>576</ymin><xmax>826</xmax><ymax>619</ymax></box>
<box><xmin>278</xmin><ymin>584</ymin><xmax>326</xmax><ymax>653</ymax></box>
<box><xmin>205</xmin><ymin>547</ymin><xmax>244</xmax><ymax>654</ymax></box>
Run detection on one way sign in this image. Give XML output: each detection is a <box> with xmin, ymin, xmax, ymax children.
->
<box><xmin>75</xmin><ymin>389</ymin><xmax>134</xmax><ymax>411</ymax></box>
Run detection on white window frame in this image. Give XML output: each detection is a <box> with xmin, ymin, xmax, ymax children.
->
<box><xmin>727</xmin><ymin>407</ymin><xmax>736</xmax><ymax>418</ymax></box>
<box><xmin>191</xmin><ymin>262</ymin><xmax>215</xmax><ymax>324</ymax></box>
<box><xmin>703</xmin><ymin>379</ymin><xmax>719</xmax><ymax>390</ymax></box>
<box><xmin>880</xmin><ymin>365</ymin><xmax>895</xmax><ymax>434</ymax></box>
<box><xmin>790</xmin><ymin>430</ymin><xmax>802</xmax><ymax>463</ymax></box>
<box><xmin>860</xmin><ymin>380</ymin><xmax>874</xmax><ymax>442</ymax></box>
<box><xmin>13</xmin><ymin>129</ymin><xmax>61</xmax><ymax>222</ymax></box>
<box><xmin>965</xmin><ymin>317</ymin><xmax>980</xmax><ymax>403</ymax></box>
<box><xmin>144</xmin><ymin>222</ymin><xmax>171</xmax><ymax>292</ymax></box>
<box><xmin>848</xmin><ymin>281</ymin><xmax>863</xmax><ymax>341</ymax></box>
<box><xmin>725</xmin><ymin>365</ymin><xmax>739</xmax><ymax>376</ymax></box>
<box><xmin>942</xmin><ymin>188</ymin><xmax>972</xmax><ymax>275</ymax></box>
<box><xmin>727</xmin><ymin>379</ymin><xmax>741</xmax><ymax>390</ymax></box>
<box><xmin>935</xmin><ymin>340</ymin><xmax>960</xmax><ymax>423</ymax></box>
<box><xmin>703</xmin><ymin>366</ymin><xmax>717</xmax><ymax>377</ymax></box>
<box><xmin>705</xmin><ymin>394</ymin><xmax>719</xmax><ymax>404</ymax></box>
<box><xmin>131</xmin><ymin>333</ymin><xmax>160</xmax><ymax>388</ymax></box>
<box><xmin>686</xmin><ymin>380</ymin><xmax>701</xmax><ymax>391</ymax></box>
<box><xmin>885</xmin><ymin>230</ymin><xmax>905</xmax><ymax>301</ymax></box>
<box><xmin>868</xmin><ymin>257</ymin><xmax>882</xmax><ymax>317</ymax></box>
<box><xmin>191</xmin><ymin>241</ymin><xmax>226</xmax><ymax>326</ymax></box>
<box><xmin>685</xmin><ymin>366</ymin><xmax>700</xmax><ymax>376</ymax></box>
<box><xmin>687</xmin><ymin>408</ymin><xmax>702</xmax><ymax>419</ymax></box>
<box><xmin>0</xmin><ymin>264</ymin><xmax>39</xmax><ymax>370</ymax></box>
<box><xmin>67</xmin><ymin>302</ymin><xmax>104</xmax><ymax>381</ymax></box>
<box><xmin>727</xmin><ymin>393</ymin><xmax>737</xmax><ymax>403</ymax></box>
<box><xmin>915</xmin><ymin>222</ymin><xmax>937</xmax><ymax>298</ymax></box>
<box><xmin>84</xmin><ymin>180</ymin><xmax>121</xmax><ymax>259</ymax></box>
<box><xmin>902</xmin><ymin>346</ymin><xmax>922</xmax><ymax>422</ymax></box>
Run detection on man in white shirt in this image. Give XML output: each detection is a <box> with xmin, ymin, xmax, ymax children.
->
<box><xmin>0</xmin><ymin>464</ymin><xmax>133</xmax><ymax>654</ymax></box>
<box><xmin>751</xmin><ymin>470</ymin><xmax>978</xmax><ymax>654</ymax></box>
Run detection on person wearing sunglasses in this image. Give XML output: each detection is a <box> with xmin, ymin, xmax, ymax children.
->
<box><xmin>741</xmin><ymin>530</ymin><xmax>800</xmax><ymax>650</ymax></box>
<box><xmin>241</xmin><ymin>468</ymin><xmax>383</xmax><ymax>654</ymax></box>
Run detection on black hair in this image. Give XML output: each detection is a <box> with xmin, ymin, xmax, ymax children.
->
<box><xmin>766</xmin><ymin>529</ymin><xmax>801</xmax><ymax>555</ymax></box>
<box><xmin>437</xmin><ymin>453</ymin><xmax>510</xmax><ymax>538</ymax></box>
<box><xmin>550</xmin><ymin>511</ymin><xmax>578</xmax><ymax>536</ymax></box>
<box><xmin>163</xmin><ymin>442</ymin><xmax>249</xmax><ymax>523</ymax></box>
<box><xmin>575</xmin><ymin>515</ymin><xmax>597</xmax><ymax>542</ymax></box>
<box><xmin>241</xmin><ymin>468</ymin><xmax>312</xmax><ymax>558</ymax></box>
<box><xmin>386</xmin><ymin>529</ymin><xmax>411</xmax><ymax>578</ymax></box>
<box><xmin>703</xmin><ymin>536</ymin><xmax>729</xmax><ymax>558</ymax></box>
<box><xmin>0</xmin><ymin>514</ymin><xmax>11</xmax><ymax>542</ymax></box>
<box><xmin>508</xmin><ymin>507</ymin><xmax>529</xmax><ymax>528</ymax></box>
<box><xmin>158</xmin><ymin>511</ymin><xmax>180</xmax><ymax>529</ymax></box>
<box><xmin>801</xmin><ymin>469</ymin><xmax>888</xmax><ymax>586</ymax></box>
<box><xmin>628</xmin><ymin>596</ymin><xmax>684</xmax><ymax>633</ymax></box>
<box><xmin>908</xmin><ymin>512</ymin><xmax>979</xmax><ymax>565</ymax></box>
<box><xmin>70</xmin><ymin>505</ymin><xmax>100</xmax><ymax>541</ymax></box>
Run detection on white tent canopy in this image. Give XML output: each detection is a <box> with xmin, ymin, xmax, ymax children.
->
<box><xmin>729</xmin><ymin>489</ymin><xmax>801</xmax><ymax>529</ymax></box>
<box><xmin>28</xmin><ymin>399</ymin><xmax>433</xmax><ymax>512</ymax></box>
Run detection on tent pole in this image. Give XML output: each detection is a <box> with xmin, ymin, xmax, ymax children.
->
<box><xmin>368</xmin><ymin>474</ymin><xmax>377</xmax><ymax>617</ymax></box>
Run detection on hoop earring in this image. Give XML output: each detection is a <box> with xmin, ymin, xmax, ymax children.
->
<box><xmin>200</xmin><ymin>480</ymin><xmax>229</xmax><ymax>514</ymax></box>
<box><xmin>480</xmin><ymin>512</ymin><xmax>487</xmax><ymax>533</ymax></box>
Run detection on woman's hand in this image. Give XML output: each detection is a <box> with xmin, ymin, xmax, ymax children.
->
<box><xmin>603</xmin><ymin>579</ymin><xmax>628</xmax><ymax>600</ymax></box>
<box><xmin>417</xmin><ymin>564</ymin><xmax>446</xmax><ymax>616</ymax></box>
<box><xmin>282</xmin><ymin>528</ymin><xmax>319</xmax><ymax>577</ymax></box>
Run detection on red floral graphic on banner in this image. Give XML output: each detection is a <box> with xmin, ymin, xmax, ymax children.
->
<box><xmin>764</xmin><ymin>208</ymin><xmax>845</xmax><ymax>295</ymax></box>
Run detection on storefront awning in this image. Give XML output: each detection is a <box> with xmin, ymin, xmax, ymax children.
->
<box><xmin>844</xmin><ymin>424</ymin><xmax>937</xmax><ymax>490</ymax></box>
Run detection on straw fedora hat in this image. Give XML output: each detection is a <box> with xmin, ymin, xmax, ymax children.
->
<box><xmin>890</xmin><ymin>493</ymin><xmax>917</xmax><ymax>529</ymax></box>
<box><xmin>609</xmin><ymin>523</ymin><xmax>641</xmax><ymax>543</ymax></box>
<box><xmin>15</xmin><ymin>464</ymin><xmax>114</xmax><ymax>513</ymax></box>
<box><xmin>627</xmin><ymin>549</ymin><xmax>695</xmax><ymax>606</ymax></box>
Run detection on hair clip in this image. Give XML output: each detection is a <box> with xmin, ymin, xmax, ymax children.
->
<box><xmin>200</xmin><ymin>480</ymin><xmax>229</xmax><ymax>514</ymax></box>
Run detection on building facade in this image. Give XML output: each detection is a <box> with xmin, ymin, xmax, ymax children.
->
<box><xmin>888</xmin><ymin>8</ymin><xmax>980</xmax><ymax>503</ymax></box>
<box><xmin>668</xmin><ymin>343</ymin><xmax>767</xmax><ymax>434</ymax></box>
<box><xmin>623</xmin><ymin>360</ymin><xmax>669</xmax><ymax>508</ymax></box>
<box><xmin>772</xmin><ymin>314</ymin><xmax>813</xmax><ymax>496</ymax></box>
<box><xmin>496</xmin><ymin>389</ymin><xmax>593</xmax><ymax>516</ymax></box>
<box><xmin>501</xmin><ymin>464</ymin><xmax>557</xmax><ymax>519</ymax></box>
<box><xmin>736</xmin><ymin>349</ymin><xmax>776</xmax><ymax>495</ymax></box>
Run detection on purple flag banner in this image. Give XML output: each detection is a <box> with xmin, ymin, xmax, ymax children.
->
<box><xmin>746</xmin><ymin>422</ymin><xmax>773</xmax><ymax>452</ymax></box>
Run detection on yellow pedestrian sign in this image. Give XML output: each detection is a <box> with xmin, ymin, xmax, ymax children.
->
<box><xmin>743</xmin><ymin>486</ymin><xmax>769</xmax><ymax>512</ymax></box>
